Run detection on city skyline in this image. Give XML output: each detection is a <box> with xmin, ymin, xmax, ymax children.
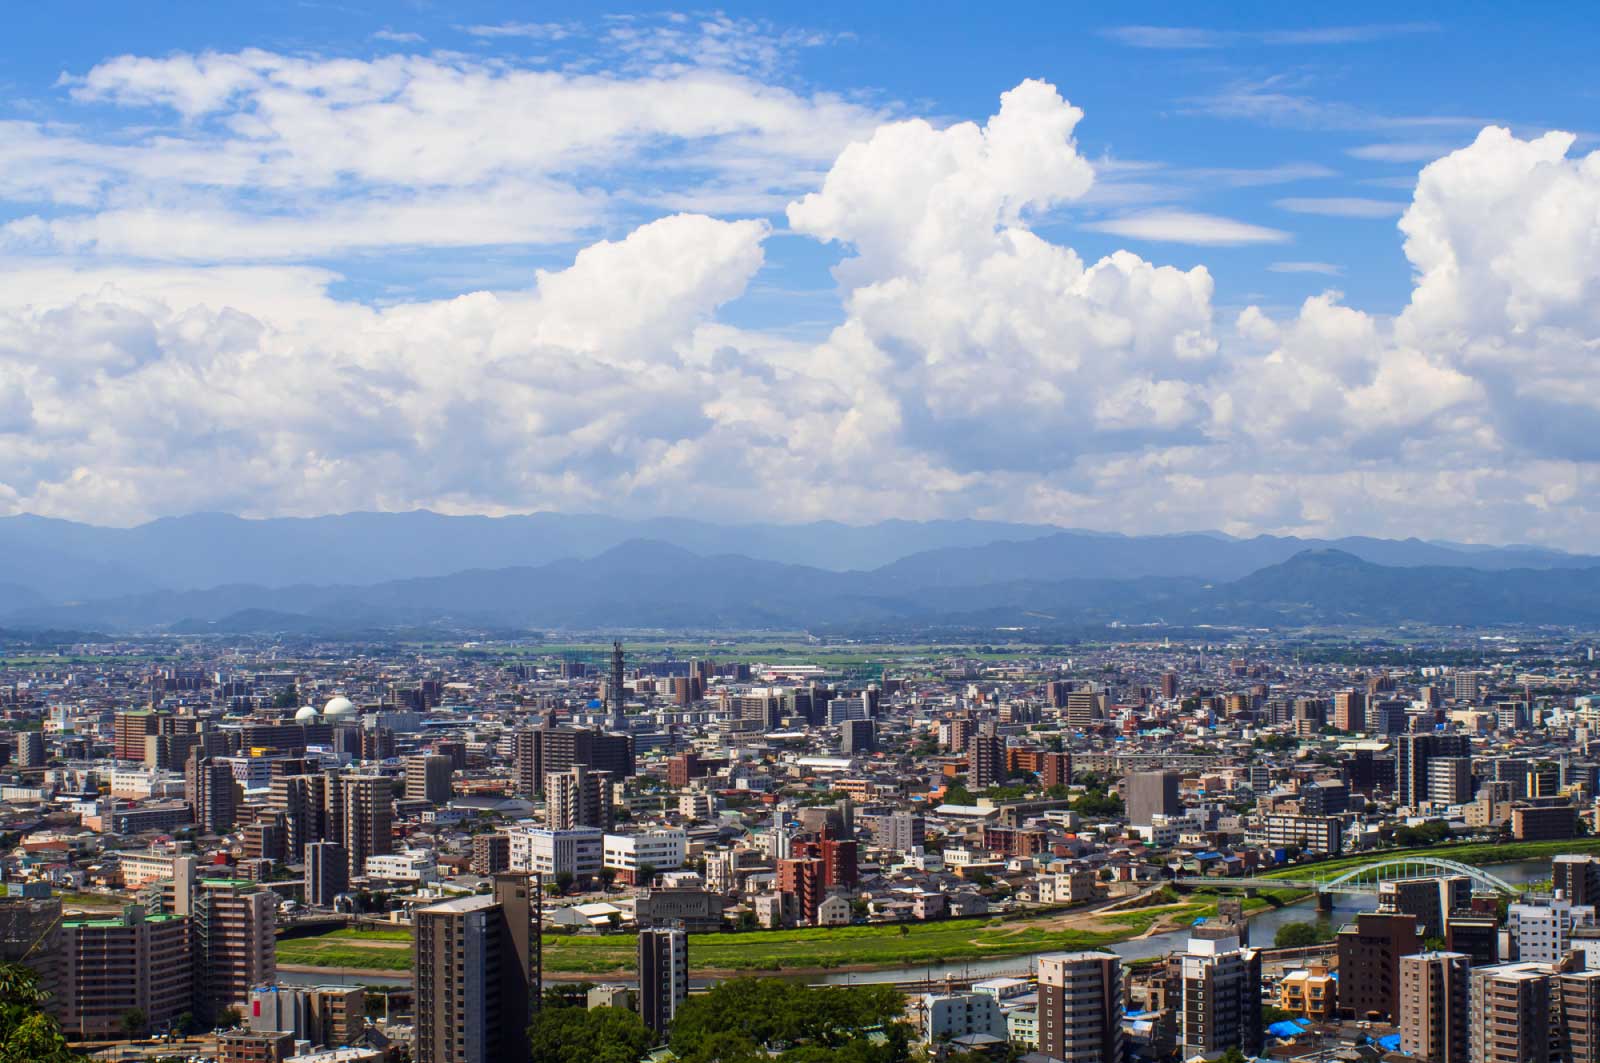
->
<box><xmin>3</xmin><ymin>5</ymin><xmax>1600</xmax><ymax>547</ymax></box>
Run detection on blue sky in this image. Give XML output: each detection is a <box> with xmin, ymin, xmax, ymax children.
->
<box><xmin>9</xmin><ymin>2</ymin><xmax>1589</xmax><ymax>319</ymax></box>
<box><xmin>1</xmin><ymin>5</ymin><xmax>1598</xmax><ymax>546</ymax></box>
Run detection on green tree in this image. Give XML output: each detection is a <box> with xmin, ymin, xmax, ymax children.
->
<box><xmin>1274</xmin><ymin>921</ymin><xmax>1328</xmax><ymax>948</ymax></box>
<box><xmin>0</xmin><ymin>962</ymin><xmax>80</xmax><ymax>1062</ymax></box>
<box><xmin>119</xmin><ymin>1008</ymin><xmax>147</xmax><ymax>1039</ymax></box>
<box><xmin>528</xmin><ymin>1005</ymin><xmax>653</xmax><ymax>1063</ymax></box>
<box><xmin>542</xmin><ymin>982</ymin><xmax>596</xmax><ymax>1009</ymax></box>
<box><xmin>215</xmin><ymin>1006</ymin><xmax>241</xmax><ymax>1030</ymax></box>
<box><xmin>670</xmin><ymin>979</ymin><xmax>909</xmax><ymax>1063</ymax></box>
<box><xmin>942</xmin><ymin>783</ymin><xmax>974</xmax><ymax>806</ymax></box>
<box><xmin>1218</xmin><ymin>1046</ymin><xmax>1249</xmax><ymax>1063</ymax></box>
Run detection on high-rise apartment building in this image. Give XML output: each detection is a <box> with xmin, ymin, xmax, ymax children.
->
<box><xmin>57</xmin><ymin>905</ymin><xmax>193</xmax><ymax>1038</ymax></box>
<box><xmin>339</xmin><ymin>774</ymin><xmax>393</xmax><ymax>881</ymax></box>
<box><xmin>968</xmin><ymin>729</ymin><xmax>1004</xmax><ymax>789</ymax></box>
<box><xmin>1398</xmin><ymin>733</ymin><xmax>1471</xmax><ymax>809</ymax></box>
<box><xmin>1334</xmin><ymin>690</ymin><xmax>1367</xmax><ymax>731</ymax></box>
<box><xmin>304</xmin><ymin>841</ymin><xmax>349</xmax><ymax>907</ymax></box>
<box><xmin>1037</xmin><ymin>951</ymin><xmax>1123</xmax><ymax>1063</ymax></box>
<box><xmin>186</xmin><ymin>753</ymin><xmax>240</xmax><ymax>834</ymax></box>
<box><xmin>544</xmin><ymin>765</ymin><xmax>612</xmax><ymax>831</ymax></box>
<box><xmin>1469</xmin><ymin>962</ymin><xmax>1552</xmax><ymax>1063</ymax></box>
<box><xmin>1336</xmin><ymin>911</ymin><xmax>1423</xmax><ymax>1022</ymax></box>
<box><xmin>114</xmin><ymin>710</ymin><xmax>163</xmax><ymax>761</ymax></box>
<box><xmin>1558</xmin><ymin>969</ymin><xmax>1600</xmax><ymax>1063</ymax></box>
<box><xmin>1178</xmin><ymin>934</ymin><xmax>1261</xmax><ymax>1060</ymax></box>
<box><xmin>1508</xmin><ymin>896</ymin><xmax>1597</xmax><ymax>964</ymax></box>
<box><xmin>777</xmin><ymin>857</ymin><xmax>824</xmax><ymax>924</ymax></box>
<box><xmin>1378</xmin><ymin>876</ymin><xmax>1472</xmax><ymax>940</ymax></box>
<box><xmin>189</xmin><ymin>878</ymin><xmax>277</xmax><ymax>1016</ymax></box>
<box><xmin>513</xmin><ymin>725</ymin><xmax>634</xmax><ymax>798</ymax></box>
<box><xmin>841</xmin><ymin>718</ymin><xmax>876</xmax><ymax>755</ymax></box>
<box><xmin>638</xmin><ymin>926</ymin><xmax>688</xmax><ymax>1039</ymax></box>
<box><xmin>1556</xmin><ymin>855</ymin><xmax>1600</xmax><ymax>907</ymax></box>
<box><xmin>268</xmin><ymin>773</ymin><xmax>328</xmax><ymax>861</ymax></box>
<box><xmin>1127</xmin><ymin>771</ymin><xmax>1181</xmax><ymax>827</ymax></box>
<box><xmin>14</xmin><ymin>730</ymin><xmax>44</xmax><ymax>768</ymax></box>
<box><xmin>1065</xmin><ymin>691</ymin><xmax>1107</xmax><ymax>728</ymax></box>
<box><xmin>1400</xmin><ymin>951</ymin><xmax>1470</xmax><ymax>1063</ymax></box>
<box><xmin>413</xmin><ymin>874</ymin><xmax>539</xmax><ymax>1063</ymax></box>
<box><xmin>405</xmin><ymin>754</ymin><xmax>454</xmax><ymax>804</ymax></box>
<box><xmin>471</xmin><ymin>833</ymin><xmax>511</xmax><ymax>875</ymax></box>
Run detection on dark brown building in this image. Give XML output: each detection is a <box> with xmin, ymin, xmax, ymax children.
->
<box><xmin>1337</xmin><ymin>911</ymin><xmax>1423</xmax><ymax>1022</ymax></box>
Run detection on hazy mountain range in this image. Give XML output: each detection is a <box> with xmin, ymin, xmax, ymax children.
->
<box><xmin>0</xmin><ymin>511</ymin><xmax>1595</xmax><ymax>635</ymax></box>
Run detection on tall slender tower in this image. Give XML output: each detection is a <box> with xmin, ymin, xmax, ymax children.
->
<box><xmin>610</xmin><ymin>640</ymin><xmax>627</xmax><ymax>730</ymax></box>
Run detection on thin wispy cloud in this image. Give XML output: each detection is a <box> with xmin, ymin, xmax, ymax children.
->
<box><xmin>1102</xmin><ymin>22</ymin><xmax>1437</xmax><ymax>50</ymax></box>
<box><xmin>1276</xmin><ymin>196</ymin><xmax>1407</xmax><ymax>218</ymax></box>
<box><xmin>1269</xmin><ymin>261</ymin><xmax>1344</xmax><ymax>275</ymax></box>
<box><xmin>462</xmin><ymin>21</ymin><xmax>579</xmax><ymax>41</ymax></box>
<box><xmin>1348</xmin><ymin>141</ymin><xmax>1465</xmax><ymax>162</ymax></box>
<box><xmin>1084</xmin><ymin>209</ymin><xmax>1291</xmax><ymax>246</ymax></box>
<box><xmin>1184</xmin><ymin>162</ymin><xmax>1338</xmax><ymax>186</ymax></box>
<box><xmin>372</xmin><ymin>29</ymin><xmax>424</xmax><ymax>44</ymax></box>
<box><xmin>1186</xmin><ymin>75</ymin><xmax>1490</xmax><ymax>133</ymax></box>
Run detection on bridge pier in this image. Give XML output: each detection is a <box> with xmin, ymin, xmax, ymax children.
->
<box><xmin>1315</xmin><ymin>892</ymin><xmax>1334</xmax><ymax>915</ymax></box>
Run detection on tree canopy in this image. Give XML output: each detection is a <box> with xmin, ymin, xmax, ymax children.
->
<box><xmin>0</xmin><ymin>963</ymin><xmax>80</xmax><ymax>1063</ymax></box>
<box><xmin>669</xmin><ymin>979</ymin><xmax>910</xmax><ymax>1063</ymax></box>
<box><xmin>1274</xmin><ymin>921</ymin><xmax>1331</xmax><ymax>948</ymax></box>
<box><xmin>528</xmin><ymin>1005</ymin><xmax>653</xmax><ymax>1063</ymax></box>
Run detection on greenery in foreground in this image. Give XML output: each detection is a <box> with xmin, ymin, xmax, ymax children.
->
<box><xmin>0</xmin><ymin>963</ymin><xmax>80</xmax><ymax>1062</ymax></box>
<box><xmin>531</xmin><ymin>979</ymin><xmax>910</xmax><ymax>1063</ymax></box>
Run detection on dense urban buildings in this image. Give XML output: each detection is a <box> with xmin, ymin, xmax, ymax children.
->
<box><xmin>7</xmin><ymin>630</ymin><xmax>1600</xmax><ymax>1061</ymax></box>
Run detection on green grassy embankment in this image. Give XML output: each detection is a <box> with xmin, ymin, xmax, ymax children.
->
<box><xmin>277</xmin><ymin>901</ymin><xmax>1221</xmax><ymax>975</ymax></box>
<box><xmin>277</xmin><ymin>841</ymin><xmax>1600</xmax><ymax>975</ymax></box>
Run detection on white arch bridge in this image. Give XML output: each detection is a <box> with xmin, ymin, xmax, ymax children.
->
<box><xmin>1173</xmin><ymin>856</ymin><xmax>1521</xmax><ymax>896</ymax></box>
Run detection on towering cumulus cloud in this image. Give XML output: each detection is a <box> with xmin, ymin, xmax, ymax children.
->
<box><xmin>1</xmin><ymin>64</ymin><xmax>1600</xmax><ymax>544</ymax></box>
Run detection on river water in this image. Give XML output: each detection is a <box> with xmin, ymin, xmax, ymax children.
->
<box><xmin>275</xmin><ymin>858</ymin><xmax>1550</xmax><ymax>990</ymax></box>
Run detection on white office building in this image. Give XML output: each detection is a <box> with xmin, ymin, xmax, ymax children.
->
<box><xmin>603</xmin><ymin>829</ymin><xmax>687</xmax><ymax>875</ymax></box>
<box><xmin>508</xmin><ymin>827</ymin><xmax>603</xmax><ymax>879</ymax></box>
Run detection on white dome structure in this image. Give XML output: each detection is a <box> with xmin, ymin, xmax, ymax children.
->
<box><xmin>323</xmin><ymin>696</ymin><xmax>357</xmax><ymax>718</ymax></box>
<box><xmin>294</xmin><ymin>705</ymin><xmax>320</xmax><ymax>721</ymax></box>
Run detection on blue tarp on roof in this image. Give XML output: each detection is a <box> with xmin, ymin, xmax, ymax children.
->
<box><xmin>588</xmin><ymin>699</ymin><xmax>603</xmax><ymax>708</ymax></box>
<box><xmin>1268</xmin><ymin>1020</ymin><xmax>1309</xmax><ymax>1038</ymax></box>
<box><xmin>1195</xmin><ymin>851</ymin><xmax>1223</xmax><ymax>859</ymax></box>
<box><xmin>1377</xmin><ymin>1035</ymin><xmax>1402</xmax><ymax>1051</ymax></box>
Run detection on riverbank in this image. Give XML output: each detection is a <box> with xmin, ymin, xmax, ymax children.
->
<box><xmin>274</xmin><ymin>839</ymin><xmax>1600</xmax><ymax>978</ymax></box>
<box><xmin>277</xmin><ymin>896</ymin><xmax>1235</xmax><ymax>976</ymax></box>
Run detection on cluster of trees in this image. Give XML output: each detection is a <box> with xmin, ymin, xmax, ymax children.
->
<box><xmin>528</xmin><ymin>978</ymin><xmax>911</xmax><ymax>1063</ymax></box>
<box><xmin>1274</xmin><ymin>921</ymin><xmax>1335</xmax><ymax>948</ymax></box>
<box><xmin>1381</xmin><ymin>820</ymin><xmax>1452</xmax><ymax>849</ymax></box>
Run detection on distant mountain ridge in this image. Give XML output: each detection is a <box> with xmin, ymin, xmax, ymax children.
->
<box><xmin>7</xmin><ymin>541</ymin><xmax>1600</xmax><ymax>634</ymax></box>
<box><xmin>0</xmin><ymin>511</ymin><xmax>1586</xmax><ymax>605</ymax></box>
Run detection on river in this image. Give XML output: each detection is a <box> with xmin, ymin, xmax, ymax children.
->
<box><xmin>274</xmin><ymin>857</ymin><xmax>1551</xmax><ymax>991</ymax></box>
